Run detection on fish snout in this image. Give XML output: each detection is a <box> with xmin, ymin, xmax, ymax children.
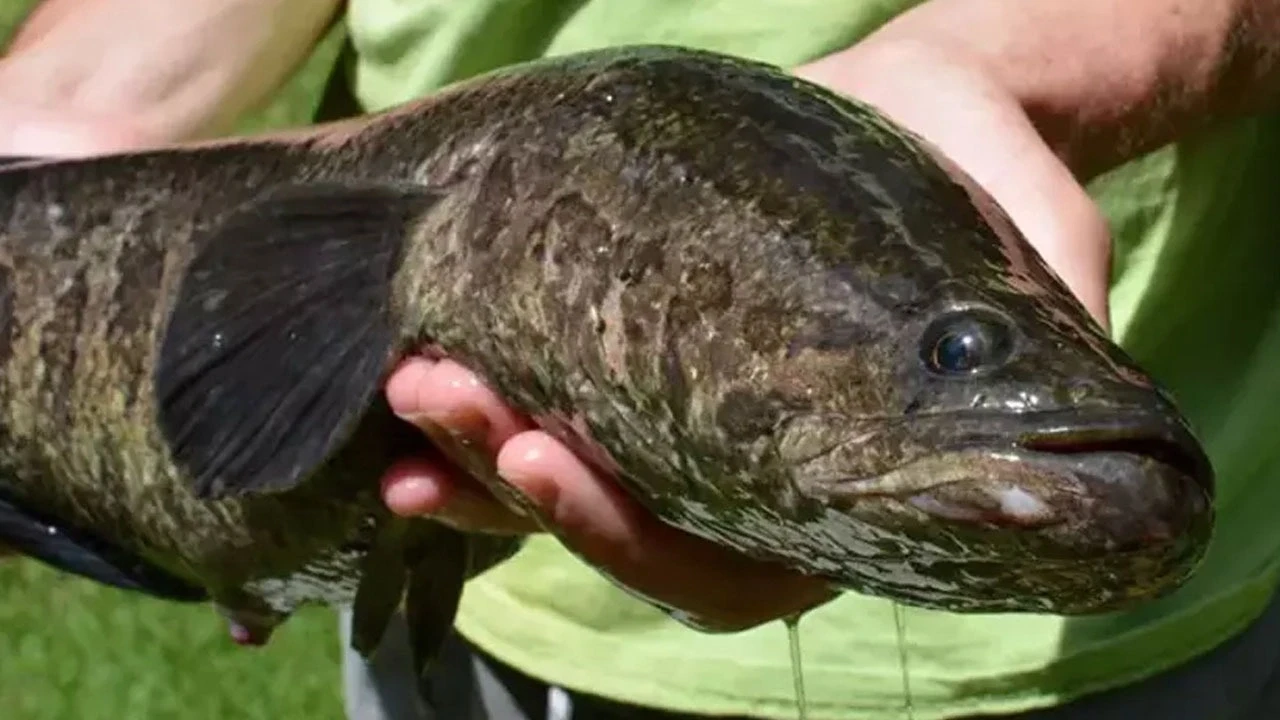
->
<box><xmin>899</xmin><ymin>408</ymin><xmax>1214</xmax><ymax>553</ymax></box>
<box><xmin>1009</xmin><ymin>409</ymin><xmax>1214</xmax><ymax>560</ymax></box>
<box><xmin>905</xmin><ymin>411</ymin><xmax>1214</xmax><ymax>612</ymax></box>
<box><xmin>812</xmin><ymin>408</ymin><xmax>1217</xmax><ymax>613</ymax></box>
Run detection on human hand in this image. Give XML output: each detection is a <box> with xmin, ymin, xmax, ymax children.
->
<box><xmin>381</xmin><ymin>357</ymin><xmax>837</xmax><ymax>631</ymax></box>
<box><xmin>0</xmin><ymin>100</ymin><xmax>155</xmax><ymax>158</ymax></box>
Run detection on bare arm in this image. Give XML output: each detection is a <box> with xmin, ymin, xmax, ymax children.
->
<box><xmin>803</xmin><ymin>0</ymin><xmax>1280</xmax><ymax>180</ymax></box>
<box><xmin>0</xmin><ymin>0</ymin><xmax>343</xmax><ymax>151</ymax></box>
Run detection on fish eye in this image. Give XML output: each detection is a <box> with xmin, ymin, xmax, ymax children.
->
<box><xmin>920</xmin><ymin>307</ymin><xmax>1016</xmax><ymax>377</ymax></box>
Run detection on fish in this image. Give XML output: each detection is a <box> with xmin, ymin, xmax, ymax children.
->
<box><xmin>0</xmin><ymin>45</ymin><xmax>1213</xmax><ymax>694</ymax></box>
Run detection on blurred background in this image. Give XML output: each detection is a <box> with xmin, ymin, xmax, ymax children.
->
<box><xmin>0</xmin><ymin>4</ymin><xmax>353</xmax><ymax>718</ymax></box>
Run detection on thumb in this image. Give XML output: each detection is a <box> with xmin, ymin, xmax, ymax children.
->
<box><xmin>0</xmin><ymin>106</ymin><xmax>159</xmax><ymax>158</ymax></box>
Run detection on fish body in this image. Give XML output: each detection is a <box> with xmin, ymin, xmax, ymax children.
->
<box><xmin>0</xmin><ymin>46</ymin><xmax>1212</xmax><ymax>677</ymax></box>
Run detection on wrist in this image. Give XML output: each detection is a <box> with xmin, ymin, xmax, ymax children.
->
<box><xmin>0</xmin><ymin>0</ymin><xmax>342</xmax><ymax>146</ymax></box>
<box><xmin>853</xmin><ymin>0</ymin><xmax>1280</xmax><ymax>179</ymax></box>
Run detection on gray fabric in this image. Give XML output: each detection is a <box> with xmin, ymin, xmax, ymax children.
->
<box><xmin>339</xmin><ymin>608</ymin><xmax>551</xmax><ymax>720</ymax></box>
<box><xmin>340</xmin><ymin>607</ymin><xmax>432</xmax><ymax>720</ymax></box>
<box><xmin>341</xmin><ymin>586</ymin><xmax>1280</xmax><ymax>720</ymax></box>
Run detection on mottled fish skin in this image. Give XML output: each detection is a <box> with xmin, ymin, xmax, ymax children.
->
<box><xmin>0</xmin><ymin>43</ymin><xmax>1212</xmax><ymax>637</ymax></box>
<box><xmin>0</xmin><ymin>144</ymin><xmax>399</xmax><ymax>624</ymax></box>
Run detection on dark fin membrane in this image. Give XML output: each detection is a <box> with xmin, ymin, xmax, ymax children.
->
<box><xmin>0</xmin><ymin>155</ymin><xmax>43</xmax><ymax>170</ymax></box>
<box><xmin>0</xmin><ymin>485</ymin><xmax>207</xmax><ymax>601</ymax></box>
<box><xmin>155</xmin><ymin>182</ymin><xmax>438</xmax><ymax>500</ymax></box>
<box><xmin>403</xmin><ymin>526</ymin><xmax>470</xmax><ymax>699</ymax></box>
<box><xmin>349</xmin><ymin>517</ymin><xmax>410</xmax><ymax>658</ymax></box>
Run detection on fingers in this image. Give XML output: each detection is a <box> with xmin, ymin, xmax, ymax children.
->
<box><xmin>380</xmin><ymin>457</ymin><xmax>533</xmax><ymax>535</ymax></box>
<box><xmin>497</xmin><ymin>430</ymin><xmax>836</xmax><ymax>631</ymax></box>
<box><xmin>385</xmin><ymin>356</ymin><xmax>533</xmax><ymax>455</ymax></box>
<box><xmin>0</xmin><ymin>106</ymin><xmax>158</xmax><ymax>158</ymax></box>
<box><xmin>381</xmin><ymin>357</ymin><xmax>836</xmax><ymax>631</ymax></box>
<box><xmin>383</xmin><ymin>357</ymin><xmax>539</xmax><ymax>533</ymax></box>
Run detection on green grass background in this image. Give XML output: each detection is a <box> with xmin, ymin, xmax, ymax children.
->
<box><xmin>1</xmin><ymin>6</ymin><xmax>353</xmax><ymax>719</ymax></box>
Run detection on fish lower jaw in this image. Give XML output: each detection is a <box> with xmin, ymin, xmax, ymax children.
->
<box><xmin>799</xmin><ymin>447</ymin><xmax>1041</xmax><ymax>498</ymax></box>
<box><xmin>822</xmin><ymin>538</ymin><xmax>1206</xmax><ymax>615</ymax></box>
<box><xmin>784</xmin><ymin>446</ymin><xmax>1211</xmax><ymax>612</ymax></box>
<box><xmin>799</xmin><ymin>448</ymin><xmax>1073</xmax><ymax>529</ymax></box>
<box><xmin>804</xmin><ymin>444</ymin><xmax>1212</xmax><ymax>543</ymax></box>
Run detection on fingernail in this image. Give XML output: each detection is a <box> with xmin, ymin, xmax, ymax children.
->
<box><xmin>493</xmin><ymin>458</ymin><xmax>545</xmax><ymax>522</ymax></box>
<box><xmin>384</xmin><ymin>475</ymin><xmax>446</xmax><ymax>515</ymax></box>
<box><xmin>498</xmin><ymin>443</ymin><xmax>546</xmax><ymax>483</ymax></box>
<box><xmin>215</xmin><ymin>603</ymin><xmax>280</xmax><ymax>649</ymax></box>
<box><xmin>445</xmin><ymin>373</ymin><xmax>483</xmax><ymax>390</ymax></box>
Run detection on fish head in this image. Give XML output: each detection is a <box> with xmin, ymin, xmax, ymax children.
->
<box><xmin>765</xmin><ymin>275</ymin><xmax>1214</xmax><ymax>614</ymax></box>
<box><xmin>730</xmin><ymin>119</ymin><xmax>1214</xmax><ymax>615</ymax></box>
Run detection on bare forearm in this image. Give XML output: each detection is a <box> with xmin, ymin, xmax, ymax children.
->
<box><xmin>809</xmin><ymin>0</ymin><xmax>1280</xmax><ymax>179</ymax></box>
<box><xmin>0</xmin><ymin>0</ymin><xmax>342</xmax><ymax>145</ymax></box>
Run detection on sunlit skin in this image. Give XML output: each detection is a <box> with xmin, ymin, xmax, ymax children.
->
<box><xmin>381</xmin><ymin>357</ymin><xmax>841</xmax><ymax>630</ymax></box>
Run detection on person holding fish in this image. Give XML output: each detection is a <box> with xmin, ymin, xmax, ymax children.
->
<box><xmin>3</xmin><ymin>0</ymin><xmax>1280</xmax><ymax>719</ymax></box>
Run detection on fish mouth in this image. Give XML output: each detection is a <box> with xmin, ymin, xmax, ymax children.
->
<box><xmin>793</xmin><ymin>407</ymin><xmax>1216</xmax><ymax>614</ymax></box>
<box><xmin>894</xmin><ymin>407</ymin><xmax>1217</xmax><ymax>557</ymax></box>
<box><xmin>998</xmin><ymin>408</ymin><xmax>1216</xmax><ymax>565</ymax></box>
<box><xmin>1014</xmin><ymin>409</ymin><xmax>1214</xmax><ymax>498</ymax></box>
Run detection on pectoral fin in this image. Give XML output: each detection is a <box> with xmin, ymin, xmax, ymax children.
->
<box><xmin>154</xmin><ymin>182</ymin><xmax>439</xmax><ymax>500</ymax></box>
<box><xmin>403</xmin><ymin>526</ymin><xmax>471</xmax><ymax>697</ymax></box>
<box><xmin>349</xmin><ymin>518</ymin><xmax>410</xmax><ymax>658</ymax></box>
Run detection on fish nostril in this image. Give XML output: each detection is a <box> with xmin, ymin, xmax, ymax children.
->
<box><xmin>1066</xmin><ymin>380</ymin><xmax>1093</xmax><ymax>405</ymax></box>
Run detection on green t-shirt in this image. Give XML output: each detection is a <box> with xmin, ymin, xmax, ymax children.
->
<box><xmin>344</xmin><ymin>2</ymin><xmax>1280</xmax><ymax>717</ymax></box>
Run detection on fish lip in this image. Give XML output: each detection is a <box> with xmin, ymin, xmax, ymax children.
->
<box><xmin>1014</xmin><ymin>408</ymin><xmax>1215</xmax><ymax>497</ymax></box>
<box><xmin>806</xmin><ymin>407</ymin><xmax>1214</xmax><ymax>505</ymax></box>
